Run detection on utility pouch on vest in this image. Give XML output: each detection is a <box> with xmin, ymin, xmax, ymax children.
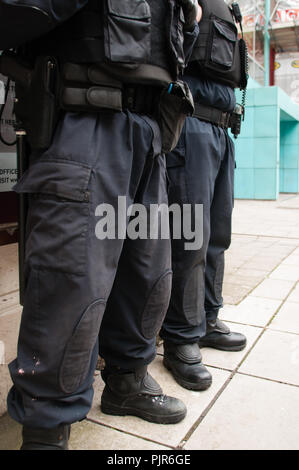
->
<box><xmin>158</xmin><ymin>80</ymin><xmax>194</xmax><ymax>153</ymax></box>
<box><xmin>0</xmin><ymin>52</ymin><xmax>59</xmax><ymax>149</ymax></box>
<box><xmin>209</xmin><ymin>17</ymin><xmax>237</xmax><ymax>69</ymax></box>
<box><xmin>194</xmin><ymin>15</ymin><xmax>240</xmax><ymax>88</ymax></box>
<box><xmin>104</xmin><ymin>0</ymin><xmax>151</xmax><ymax>67</ymax></box>
<box><xmin>190</xmin><ymin>0</ymin><xmax>248</xmax><ymax>90</ymax></box>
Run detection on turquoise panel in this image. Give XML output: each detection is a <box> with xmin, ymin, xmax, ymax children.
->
<box><xmin>253</xmin><ymin>87</ymin><xmax>278</xmax><ymax>107</ymax></box>
<box><xmin>280</xmin><ymin>169</ymin><xmax>284</xmax><ymax>192</ymax></box>
<box><xmin>238</xmin><ymin>107</ymin><xmax>254</xmax><ymax>138</ymax></box>
<box><xmin>254</xmin><ymin>106</ymin><xmax>279</xmax><ymax>137</ymax></box>
<box><xmin>233</xmin><ymin>84</ymin><xmax>299</xmax><ymax>200</ymax></box>
<box><xmin>280</xmin><ymin>121</ymin><xmax>299</xmax><ymax>144</ymax></box>
<box><xmin>280</xmin><ymin>124</ymin><xmax>288</xmax><ymax>146</ymax></box>
<box><xmin>254</xmin><ymin>169</ymin><xmax>278</xmax><ymax>199</ymax></box>
<box><xmin>247</xmin><ymin>77</ymin><xmax>262</xmax><ymax>89</ymax></box>
<box><xmin>281</xmin><ymin>145</ymin><xmax>299</xmax><ymax>169</ymax></box>
<box><xmin>278</xmin><ymin>88</ymin><xmax>299</xmax><ymax>121</ymax></box>
<box><xmin>234</xmin><ymin>168</ymin><xmax>255</xmax><ymax>199</ymax></box>
<box><xmin>280</xmin><ymin>169</ymin><xmax>299</xmax><ymax>193</ymax></box>
<box><xmin>234</xmin><ymin>138</ymin><xmax>254</xmax><ymax>168</ymax></box>
<box><xmin>254</xmin><ymin>138</ymin><xmax>279</xmax><ymax>168</ymax></box>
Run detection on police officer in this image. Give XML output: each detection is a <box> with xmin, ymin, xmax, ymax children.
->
<box><xmin>159</xmin><ymin>0</ymin><xmax>247</xmax><ymax>391</ymax></box>
<box><xmin>0</xmin><ymin>0</ymin><xmax>199</xmax><ymax>450</ymax></box>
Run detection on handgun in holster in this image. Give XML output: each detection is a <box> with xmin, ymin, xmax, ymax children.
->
<box><xmin>0</xmin><ymin>51</ymin><xmax>60</xmax><ymax>304</ymax></box>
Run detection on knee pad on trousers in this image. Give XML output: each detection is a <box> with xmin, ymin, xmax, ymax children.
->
<box><xmin>59</xmin><ymin>299</ymin><xmax>106</xmax><ymax>394</ymax></box>
<box><xmin>183</xmin><ymin>264</ymin><xmax>205</xmax><ymax>326</ymax></box>
<box><xmin>141</xmin><ymin>270</ymin><xmax>172</xmax><ymax>339</ymax></box>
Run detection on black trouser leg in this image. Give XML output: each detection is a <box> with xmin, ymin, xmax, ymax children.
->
<box><xmin>7</xmin><ymin>111</ymin><xmax>170</xmax><ymax>429</ymax></box>
<box><xmin>160</xmin><ymin>118</ymin><xmax>234</xmax><ymax>343</ymax></box>
<box><xmin>205</xmin><ymin>132</ymin><xmax>235</xmax><ymax>322</ymax></box>
<box><xmin>99</xmin><ymin>117</ymin><xmax>172</xmax><ymax>369</ymax></box>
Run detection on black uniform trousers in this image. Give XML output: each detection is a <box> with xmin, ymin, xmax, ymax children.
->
<box><xmin>7</xmin><ymin>110</ymin><xmax>171</xmax><ymax>428</ymax></box>
<box><xmin>160</xmin><ymin>115</ymin><xmax>235</xmax><ymax>344</ymax></box>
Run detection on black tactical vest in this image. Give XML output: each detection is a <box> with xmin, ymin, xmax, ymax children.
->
<box><xmin>25</xmin><ymin>0</ymin><xmax>185</xmax><ymax>82</ymax></box>
<box><xmin>188</xmin><ymin>0</ymin><xmax>246</xmax><ymax>89</ymax></box>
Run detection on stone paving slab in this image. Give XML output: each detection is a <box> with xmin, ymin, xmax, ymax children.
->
<box><xmin>269</xmin><ymin>264</ymin><xmax>299</xmax><ymax>282</ymax></box>
<box><xmin>269</xmin><ymin>300</ymin><xmax>299</xmax><ymax>334</ymax></box>
<box><xmin>0</xmin><ymin>413</ymin><xmax>21</xmax><ymax>451</ymax></box>
<box><xmin>69</xmin><ymin>420</ymin><xmax>169</xmax><ymax>451</ymax></box>
<box><xmin>220</xmin><ymin>296</ymin><xmax>282</xmax><ymax>327</ymax></box>
<box><xmin>0</xmin><ymin>244</ymin><xmax>19</xmax><ymax>296</ymax></box>
<box><xmin>288</xmin><ymin>282</ymin><xmax>299</xmax><ymax>302</ymax></box>
<box><xmin>232</xmin><ymin>195</ymin><xmax>299</xmax><ymax>239</ymax></box>
<box><xmin>222</xmin><ymin>232</ymin><xmax>298</xmax><ymax>304</ymax></box>
<box><xmin>0</xmin><ymin>307</ymin><xmax>22</xmax><ymax>416</ymax></box>
<box><xmin>184</xmin><ymin>373</ymin><xmax>299</xmax><ymax>450</ymax></box>
<box><xmin>0</xmin><ymin>291</ymin><xmax>19</xmax><ymax>317</ymax></box>
<box><xmin>239</xmin><ymin>329</ymin><xmax>299</xmax><ymax>386</ymax></box>
<box><xmin>0</xmin><ymin>412</ymin><xmax>170</xmax><ymax>451</ymax></box>
<box><xmin>249</xmin><ymin>278</ymin><xmax>296</xmax><ymax>300</ymax></box>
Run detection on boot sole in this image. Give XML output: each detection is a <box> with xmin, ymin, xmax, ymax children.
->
<box><xmin>101</xmin><ymin>401</ymin><xmax>186</xmax><ymax>425</ymax></box>
<box><xmin>163</xmin><ymin>358</ymin><xmax>212</xmax><ymax>391</ymax></box>
<box><xmin>198</xmin><ymin>341</ymin><xmax>247</xmax><ymax>352</ymax></box>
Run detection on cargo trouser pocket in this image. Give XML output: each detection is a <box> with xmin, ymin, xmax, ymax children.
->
<box><xmin>104</xmin><ymin>0</ymin><xmax>151</xmax><ymax>65</ymax></box>
<box><xmin>14</xmin><ymin>159</ymin><xmax>91</xmax><ymax>274</ymax></box>
<box><xmin>141</xmin><ymin>270</ymin><xmax>172</xmax><ymax>339</ymax></box>
<box><xmin>59</xmin><ymin>299</ymin><xmax>106</xmax><ymax>394</ymax></box>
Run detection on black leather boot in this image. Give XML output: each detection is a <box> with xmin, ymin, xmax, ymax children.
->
<box><xmin>199</xmin><ymin>319</ymin><xmax>247</xmax><ymax>351</ymax></box>
<box><xmin>20</xmin><ymin>424</ymin><xmax>70</xmax><ymax>450</ymax></box>
<box><xmin>100</xmin><ymin>366</ymin><xmax>187</xmax><ymax>424</ymax></box>
<box><xmin>163</xmin><ymin>342</ymin><xmax>212</xmax><ymax>391</ymax></box>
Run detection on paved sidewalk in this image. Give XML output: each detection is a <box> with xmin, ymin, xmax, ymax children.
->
<box><xmin>0</xmin><ymin>194</ymin><xmax>299</xmax><ymax>450</ymax></box>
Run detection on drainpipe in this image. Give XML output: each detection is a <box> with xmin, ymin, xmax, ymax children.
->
<box><xmin>264</xmin><ymin>0</ymin><xmax>270</xmax><ymax>86</ymax></box>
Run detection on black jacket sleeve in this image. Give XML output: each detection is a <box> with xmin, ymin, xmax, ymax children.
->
<box><xmin>0</xmin><ymin>0</ymin><xmax>89</xmax><ymax>50</ymax></box>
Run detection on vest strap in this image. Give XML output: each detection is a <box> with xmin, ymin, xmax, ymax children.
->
<box><xmin>60</xmin><ymin>63</ymin><xmax>162</xmax><ymax>115</ymax></box>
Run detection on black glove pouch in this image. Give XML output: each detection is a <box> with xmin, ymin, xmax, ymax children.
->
<box><xmin>158</xmin><ymin>80</ymin><xmax>194</xmax><ymax>154</ymax></box>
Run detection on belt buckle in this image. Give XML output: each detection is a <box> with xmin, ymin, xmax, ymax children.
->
<box><xmin>123</xmin><ymin>86</ymin><xmax>137</xmax><ymax>112</ymax></box>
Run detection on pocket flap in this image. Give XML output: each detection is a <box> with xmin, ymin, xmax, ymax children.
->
<box><xmin>213</xmin><ymin>20</ymin><xmax>236</xmax><ymax>42</ymax></box>
<box><xmin>107</xmin><ymin>0</ymin><xmax>151</xmax><ymax>20</ymax></box>
<box><xmin>13</xmin><ymin>159</ymin><xmax>91</xmax><ymax>202</ymax></box>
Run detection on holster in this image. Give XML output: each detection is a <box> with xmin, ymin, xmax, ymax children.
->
<box><xmin>158</xmin><ymin>80</ymin><xmax>194</xmax><ymax>153</ymax></box>
<box><xmin>0</xmin><ymin>52</ymin><xmax>60</xmax><ymax>150</ymax></box>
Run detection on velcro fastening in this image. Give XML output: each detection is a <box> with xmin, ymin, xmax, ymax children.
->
<box><xmin>60</xmin><ymin>85</ymin><xmax>122</xmax><ymax>112</ymax></box>
<box><xmin>207</xmin><ymin>319</ymin><xmax>231</xmax><ymax>335</ymax></box>
<box><xmin>86</xmin><ymin>86</ymin><xmax>122</xmax><ymax>110</ymax></box>
<box><xmin>173</xmin><ymin>343</ymin><xmax>203</xmax><ymax>364</ymax></box>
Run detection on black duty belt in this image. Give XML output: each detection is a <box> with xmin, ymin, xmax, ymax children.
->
<box><xmin>60</xmin><ymin>62</ymin><xmax>160</xmax><ymax>116</ymax></box>
<box><xmin>193</xmin><ymin>102</ymin><xmax>231</xmax><ymax>129</ymax></box>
